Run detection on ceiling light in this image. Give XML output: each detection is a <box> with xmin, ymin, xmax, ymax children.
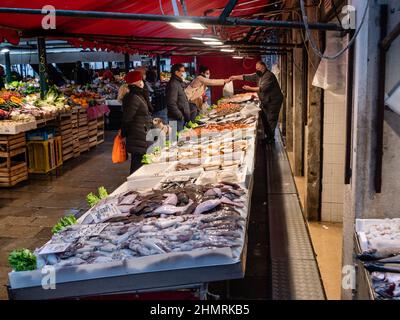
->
<box><xmin>169</xmin><ymin>22</ymin><xmax>207</xmax><ymax>30</ymax></box>
<box><xmin>233</xmin><ymin>56</ymin><xmax>244</xmax><ymax>59</ymax></box>
<box><xmin>192</xmin><ymin>37</ymin><xmax>219</xmax><ymax>41</ymax></box>
<box><xmin>1</xmin><ymin>48</ymin><xmax>10</xmax><ymax>53</ymax></box>
<box><xmin>221</xmin><ymin>49</ymin><xmax>235</xmax><ymax>52</ymax></box>
<box><xmin>203</xmin><ymin>41</ymin><xmax>224</xmax><ymax>45</ymax></box>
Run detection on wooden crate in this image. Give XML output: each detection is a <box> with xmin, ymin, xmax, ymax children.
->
<box><xmin>96</xmin><ymin>115</ymin><xmax>105</xmax><ymax>145</ymax></box>
<box><xmin>0</xmin><ymin>133</ymin><xmax>26</xmax><ymax>157</ymax></box>
<box><xmin>0</xmin><ymin>161</ymin><xmax>28</xmax><ymax>187</ymax></box>
<box><xmin>0</xmin><ymin>134</ymin><xmax>28</xmax><ymax>187</ymax></box>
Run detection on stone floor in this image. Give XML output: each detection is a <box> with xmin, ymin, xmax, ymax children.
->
<box><xmin>0</xmin><ymin>131</ymin><xmax>129</xmax><ymax>299</ymax></box>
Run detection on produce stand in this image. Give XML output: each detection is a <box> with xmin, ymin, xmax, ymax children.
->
<box><xmin>0</xmin><ymin>84</ymin><xmax>109</xmax><ymax>185</ymax></box>
<box><xmin>7</xmin><ymin>95</ymin><xmax>261</xmax><ymax>300</ymax></box>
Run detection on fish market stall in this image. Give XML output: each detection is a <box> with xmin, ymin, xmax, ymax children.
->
<box><xmin>355</xmin><ymin>219</ymin><xmax>400</xmax><ymax>300</ymax></box>
<box><xmin>7</xmin><ymin>94</ymin><xmax>261</xmax><ymax>300</ymax></box>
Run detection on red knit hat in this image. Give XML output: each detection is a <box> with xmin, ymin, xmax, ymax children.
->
<box><xmin>124</xmin><ymin>71</ymin><xmax>142</xmax><ymax>84</ymax></box>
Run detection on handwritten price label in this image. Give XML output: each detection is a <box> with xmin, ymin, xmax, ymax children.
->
<box><xmin>90</xmin><ymin>203</ymin><xmax>122</xmax><ymax>223</ymax></box>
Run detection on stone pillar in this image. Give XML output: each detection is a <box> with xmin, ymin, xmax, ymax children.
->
<box><xmin>281</xmin><ymin>53</ymin><xmax>288</xmax><ymax>136</ymax></box>
<box><xmin>305</xmin><ymin>5</ymin><xmax>323</xmax><ymax>220</ymax></box>
<box><xmin>286</xmin><ymin>41</ymin><xmax>294</xmax><ymax>153</ymax></box>
<box><xmin>292</xmin><ymin>29</ymin><xmax>304</xmax><ymax>177</ymax></box>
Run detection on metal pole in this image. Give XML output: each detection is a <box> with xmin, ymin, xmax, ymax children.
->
<box><xmin>375</xmin><ymin>4</ymin><xmax>389</xmax><ymax>193</ymax></box>
<box><xmin>124</xmin><ymin>53</ymin><xmax>130</xmax><ymax>72</ymax></box>
<box><xmin>4</xmin><ymin>50</ymin><xmax>12</xmax><ymax>83</ymax></box>
<box><xmin>0</xmin><ymin>7</ymin><xmax>343</xmax><ymax>31</ymax></box>
<box><xmin>156</xmin><ymin>54</ymin><xmax>161</xmax><ymax>80</ymax></box>
<box><xmin>37</xmin><ymin>37</ymin><xmax>48</xmax><ymax>98</ymax></box>
<box><xmin>219</xmin><ymin>0</ymin><xmax>238</xmax><ymax>21</ymax></box>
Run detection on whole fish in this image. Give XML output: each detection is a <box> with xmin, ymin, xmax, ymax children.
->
<box><xmin>358</xmin><ymin>247</ymin><xmax>400</xmax><ymax>261</ymax></box>
<box><xmin>364</xmin><ymin>262</ymin><xmax>400</xmax><ymax>273</ymax></box>
<box><xmin>118</xmin><ymin>194</ymin><xmax>138</xmax><ymax>205</ymax></box>
<box><xmin>153</xmin><ymin>200</ymin><xmax>194</xmax><ymax>215</ymax></box>
<box><xmin>221</xmin><ymin>196</ymin><xmax>244</xmax><ymax>208</ymax></box>
<box><xmin>142</xmin><ymin>239</ymin><xmax>166</xmax><ymax>254</ymax></box>
<box><xmin>194</xmin><ymin>199</ymin><xmax>222</xmax><ymax>215</ymax></box>
<box><xmin>378</xmin><ymin>254</ymin><xmax>400</xmax><ymax>264</ymax></box>
<box><xmin>163</xmin><ymin>193</ymin><xmax>178</xmax><ymax>206</ymax></box>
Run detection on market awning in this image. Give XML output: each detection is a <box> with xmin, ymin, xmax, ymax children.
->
<box><xmin>0</xmin><ymin>0</ymin><xmax>287</xmax><ymax>56</ymax></box>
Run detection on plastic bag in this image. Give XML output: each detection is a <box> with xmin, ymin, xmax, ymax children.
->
<box><xmin>312</xmin><ymin>33</ymin><xmax>347</xmax><ymax>94</ymax></box>
<box><xmin>223</xmin><ymin>81</ymin><xmax>234</xmax><ymax>97</ymax></box>
<box><xmin>112</xmin><ymin>130</ymin><xmax>127</xmax><ymax>163</ymax></box>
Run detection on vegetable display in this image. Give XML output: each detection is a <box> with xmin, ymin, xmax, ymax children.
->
<box><xmin>51</xmin><ymin>214</ymin><xmax>78</xmax><ymax>234</ymax></box>
<box><xmin>8</xmin><ymin>249</ymin><xmax>37</xmax><ymax>271</ymax></box>
<box><xmin>86</xmin><ymin>186</ymin><xmax>109</xmax><ymax>207</ymax></box>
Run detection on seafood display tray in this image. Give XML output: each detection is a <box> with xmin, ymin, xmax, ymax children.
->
<box><xmin>7</xmin><ymin>248</ymin><xmax>245</xmax><ymax>300</ymax></box>
<box><xmin>7</xmin><ymin>96</ymin><xmax>259</xmax><ymax>300</ymax></box>
<box><xmin>127</xmin><ymin>162</ymin><xmax>175</xmax><ymax>179</ymax></box>
<box><xmin>354</xmin><ymin>231</ymin><xmax>376</xmax><ymax>300</ymax></box>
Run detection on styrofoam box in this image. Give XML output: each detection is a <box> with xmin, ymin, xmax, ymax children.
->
<box><xmin>204</xmin><ymin>151</ymin><xmax>245</xmax><ymax>169</ymax></box>
<box><xmin>170</xmin><ymin>158</ymin><xmax>207</xmax><ymax>171</ymax></box>
<box><xmin>127</xmin><ymin>162</ymin><xmax>176</xmax><ymax>180</ymax></box>
<box><xmin>155</xmin><ymin>168</ymin><xmax>203</xmax><ymax>189</ymax></box>
<box><xmin>355</xmin><ymin>218</ymin><xmax>400</xmax><ymax>253</ymax></box>
<box><xmin>0</xmin><ymin>120</ymin><xmax>37</xmax><ymax>135</ymax></box>
<box><xmin>126</xmin><ymin>176</ymin><xmax>164</xmax><ymax>191</ymax></box>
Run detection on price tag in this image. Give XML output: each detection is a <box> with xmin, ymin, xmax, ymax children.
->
<box><xmin>65</xmin><ymin>223</ymin><xmax>109</xmax><ymax>240</ymax></box>
<box><xmin>38</xmin><ymin>242</ymin><xmax>71</xmax><ymax>255</ymax></box>
<box><xmin>90</xmin><ymin>203</ymin><xmax>122</xmax><ymax>223</ymax></box>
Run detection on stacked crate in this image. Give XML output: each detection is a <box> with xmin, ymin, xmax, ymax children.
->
<box><xmin>78</xmin><ymin>108</ymin><xmax>89</xmax><ymax>153</ymax></box>
<box><xmin>97</xmin><ymin>114</ymin><xmax>105</xmax><ymax>145</ymax></box>
<box><xmin>27</xmin><ymin>137</ymin><xmax>63</xmax><ymax>173</ymax></box>
<box><xmin>0</xmin><ymin>133</ymin><xmax>28</xmax><ymax>187</ymax></box>
<box><xmin>88</xmin><ymin>118</ymin><xmax>98</xmax><ymax>149</ymax></box>
<box><xmin>57</xmin><ymin>113</ymin><xmax>73</xmax><ymax>161</ymax></box>
<box><xmin>71</xmin><ymin>108</ymin><xmax>80</xmax><ymax>158</ymax></box>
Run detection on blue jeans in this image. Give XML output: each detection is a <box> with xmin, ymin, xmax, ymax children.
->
<box><xmin>152</xmin><ymin>108</ymin><xmax>168</xmax><ymax>125</ymax></box>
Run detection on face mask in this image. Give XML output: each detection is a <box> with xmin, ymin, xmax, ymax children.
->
<box><xmin>256</xmin><ymin>70</ymin><xmax>264</xmax><ymax>77</ymax></box>
<box><xmin>135</xmin><ymin>80</ymin><xmax>144</xmax><ymax>88</ymax></box>
<box><xmin>204</xmin><ymin>73</ymin><xmax>210</xmax><ymax>79</ymax></box>
<box><xmin>181</xmin><ymin>72</ymin><xmax>187</xmax><ymax>80</ymax></box>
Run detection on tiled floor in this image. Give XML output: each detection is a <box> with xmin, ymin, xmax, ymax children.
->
<box><xmin>0</xmin><ymin>131</ymin><xmax>129</xmax><ymax>299</ymax></box>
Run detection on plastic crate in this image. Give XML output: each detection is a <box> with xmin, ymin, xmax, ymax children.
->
<box><xmin>27</xmin><ymin>137</ymin><xmax>63</xmax><ymax>173</ymax></box>
<box><xmin>26</xmin><ymin>128</ymin><xmax>56</xmax><ymax>141</ymax></box>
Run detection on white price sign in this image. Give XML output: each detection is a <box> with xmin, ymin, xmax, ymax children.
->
<box><xmin>90</xmin><ymin>203</ymin><xmax>122</xmax><ymax>223</ymax></box>
<box><xmin>39</xmin><ymin>242</ymin><xmax>71</xmax><ymax>255</ymax></box>
<box><xmin>66</xmin><ymin>223</ymin><xmax>109</xmax><ymax>240</ymax></box>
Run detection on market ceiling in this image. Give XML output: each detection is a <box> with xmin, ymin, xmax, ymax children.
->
<box><xmin>0</xmin><ymin>0</ymin><xmax>340</xmax><ymax>56</ymax></box>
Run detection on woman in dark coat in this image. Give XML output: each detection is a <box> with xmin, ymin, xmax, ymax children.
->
<box><xmin>120</xmin><ymin>71</ymin><xmax>153</xmax><ymax>174</ymax></box>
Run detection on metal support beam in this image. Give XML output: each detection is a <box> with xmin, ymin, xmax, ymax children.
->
<box><xmin>344</xmin><ymin>30</ymin><xmax>355</xmax><ymax>185</ymax></box>
<box><xmin>0</xmin><ymin>7</ymin><xmax>343</xmax><ymax>31</ymax></box>
<box><xmin>156</xmin><ymin>54</ymin><xmax>161</xmax><ymax>80</ymax></box>
<box><xmin>219</xmin><ymin>0</ymin><xmax>238</xmax><ymax>21</ymax></box>
<box><xmin>37</xmin><ymin>37</ymin><xmax>48</xmax><ymax>98</ymax></box>
<box><xmin>375</xmin><ymin>4</ymin><xmax>389</xmax><ymax>193</ymax></box>
<box><xmin>3</xmin><ymin>50</ymin><xmax>12</xmax><ymax>83</ymax></box>
<box><xmin>124</xmin><ymin>53</ymin><xmax>130</xmax><ymax>72</ymax></box>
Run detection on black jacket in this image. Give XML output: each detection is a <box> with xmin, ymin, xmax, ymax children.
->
<box><xmin>166</xmin><ymin>75</ymin><xmax>190</xmax><ymax>121</ymax></box>
<box><xmin>121</xmin><ymin>85</ymin><xmax>153</xmax><ymax>154</ymax></box>
<box><xmin>244</xmin><ymin>70</ymin><xmax>283</xmax><ymax>105</ymax></box>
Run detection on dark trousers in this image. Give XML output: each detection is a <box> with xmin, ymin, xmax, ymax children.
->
<box><xmin>260</xmin><ymin>101</ymin><xmax>283</xmax><ymax>141</ymax></box>
<box><xmin>189</xmin><ymin>103</ymin><xmax>199</xmax><ymax>122</ymax></box>
<box><xmin>130</xmin><ymin>152</ymin><xmax>144</xmax><ymax>174</ymax></box>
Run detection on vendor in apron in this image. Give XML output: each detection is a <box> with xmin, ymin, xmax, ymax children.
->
<box><xmin>230</xmin><ymin>61</ymin><xmax>283</xmax><ymax>144</ymax></box>
<box><xmin>185</xmin><ymin>66</ymin><xmax>230</xmax><ymax>121</ymax></box>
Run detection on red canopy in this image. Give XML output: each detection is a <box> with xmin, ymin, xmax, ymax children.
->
<box><xmin>0</xmin><ymin>0</ymin><xmax>271</xmax><ymax>55</ymax></box>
